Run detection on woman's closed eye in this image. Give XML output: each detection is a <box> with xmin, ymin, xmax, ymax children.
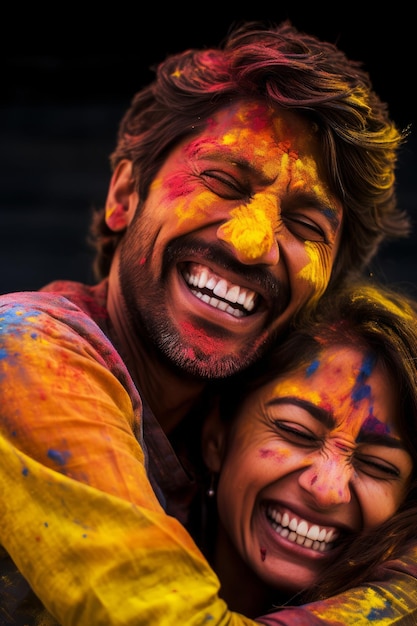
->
<box><xmin>273</xmin><ymin>420</ymin><xmax>321</xmax><ymax>448</ymax></box>
<box><xmin>354</xmin><ymin>454</ymin><xmax>400</xmax><ymax>479</ymax></box>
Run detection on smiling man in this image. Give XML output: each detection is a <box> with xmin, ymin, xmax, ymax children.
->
<box><xmin>106</xmin><ymin>101</ymin><xmax>342</xmax><ymax>400</ymax></box>
<box><xmin>1</xmin><ymin>19</ymin><xmax>416</xmax><ymax>626</ymax></box>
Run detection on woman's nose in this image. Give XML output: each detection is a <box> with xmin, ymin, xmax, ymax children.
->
<box><xmin>298</xmin><ymin>456</ymin><xmax>353</xmax><ymax>508</ymax></box>
<box><xmin>217</xmin><ymin>199</ymin><xmax>280</xmax><ymax>266</ymax></box>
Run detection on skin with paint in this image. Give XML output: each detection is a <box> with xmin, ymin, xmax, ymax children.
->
<box><xmin>1</xmin><ymin>20</ymin><xmax>415</xmax><ymax>626</ymax></box>
<box><xmin>203</xmin><ymin>343</ymin><xmax>413</xmax><ymax>617</ymax></box>
<box><xmin>106</xmin><ymin>100</ymin><xmax>342</xmax><ymax>432</ymax></box>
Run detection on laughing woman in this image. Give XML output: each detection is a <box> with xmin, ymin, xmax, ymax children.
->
<box><xmin>200</xmin><ymin>280</ymin><xmax>417</xmax><ymax>618</ymax></box>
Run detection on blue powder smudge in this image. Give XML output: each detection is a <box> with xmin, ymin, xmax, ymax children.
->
<box><xmin>306</xmin><ymin>359</ymin><xmax>320</xmax><ymax>377</ymax></box>
<box><xmin>47</xmin><ymin>449</ymin><xmax>71</xmax><ymax>466</ymax></box>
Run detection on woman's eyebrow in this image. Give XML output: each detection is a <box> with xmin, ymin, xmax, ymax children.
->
<box><xmin>356</xmin><ymin>430</ymin><xmax>406</xmax><ymax>449</ymax></box>
<box><xmin>266</xmin><ymin>396</ymin><xmax>334</xmax><ymax>428</ymax></box>
<box><xmin>267</xmin><ymin>398</ymin><xmax>406</xmax><ymax>450</ymax></box>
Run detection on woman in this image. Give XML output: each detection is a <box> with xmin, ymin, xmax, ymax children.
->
<box><xmin>200</xmin><ymin>281</ymin><xmax>417</xmax><ymax>618</ymax></box>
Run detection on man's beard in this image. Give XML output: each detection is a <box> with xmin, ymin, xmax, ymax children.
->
<box><xmin>117</xmin><ymin>218</ymin><xmax>281</xmax><ymax>379</ymax></box>
<box><xmin>118</xmin><ymin>245</ymin><xmax>270</xmax><ymax>380</ymax></box>
<box><xmin>120</xmin><ymin>280</ymin><xmax>267</xmax><ymax>380</ymax></box>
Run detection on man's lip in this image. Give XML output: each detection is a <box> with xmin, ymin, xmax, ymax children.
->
<box><xmin>165</xmin><ymin>239</ymin><xmax>288</xmax><ymax>318</ymax></box>
<box><xmin>173</xmin><ymin>268</ymin><xmax>272</xmax><ymax>341</ymax></box>
<box><xmin>181</xmin><ymin>261</ymin><xmax>262</xmax><ymax>317</ymax></box>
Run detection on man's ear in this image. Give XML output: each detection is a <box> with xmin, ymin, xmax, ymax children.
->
<box><xmin>104</xmin><ymin>159</ymin><xmax>139</xmax><ymax>232</ymax></box>
<box><xmin>201</xmin><ymin>405</ymin><xmax>228</xmax><ymax>473</ymax></box>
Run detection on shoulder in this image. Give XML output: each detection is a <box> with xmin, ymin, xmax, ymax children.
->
<box><xmin>0</xmin><ymin>284</ymin><xmax>138</xmax><ymax>406</ymax></box>
<box><xmin>0</xmin><ymin>279</ymin><xmax>109</xmax><ymax>336</ymax></box>
<box><xmin>0</xmin><ymin>285</ymin><xmax>113</xmax><ymax>363</ymax></box>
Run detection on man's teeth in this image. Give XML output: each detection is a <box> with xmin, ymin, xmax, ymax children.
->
<box><xmin>183</xmin><ymin>265</ymin><xmax>257</xmax><ymax>318</ymax></box>
<box><xmin>267</xmin><ymin>506</ymin><xmax>338</xmax><ymax>552</ymax></box>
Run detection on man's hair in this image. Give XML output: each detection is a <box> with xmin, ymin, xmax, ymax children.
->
<box><xmin>89</xmin><ymin>20</ymin><xmax>410</xmax><ymax>286</ymax></box>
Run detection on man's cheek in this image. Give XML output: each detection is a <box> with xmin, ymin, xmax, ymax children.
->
<box><xmin>297</xmin><ymin>242</ymin><xmax>333</xmax><ymax>304</ymax></box>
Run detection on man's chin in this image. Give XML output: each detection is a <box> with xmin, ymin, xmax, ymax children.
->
<box><xmin>166</xmin><ymin>347</ymin><xmax>260</xmax><ymax>380</ymax></box>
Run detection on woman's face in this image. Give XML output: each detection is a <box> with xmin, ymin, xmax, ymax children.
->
<box><xmin>204</xmin><ymin>345</ymin><xmax>413</xmax><ymax>593</ymax></box>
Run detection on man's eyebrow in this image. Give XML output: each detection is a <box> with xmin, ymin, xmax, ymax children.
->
<box><xmin>192</xmin><ymin>145</ymin><xmax>342</xmax><ymax>224</ymax></box>
<box><xmin>266</xmin><ymin>396</ymin><xmax>334</xmax><ymax>428</ymax></box>
<box><xmin>194</xmin><ymin>146</ymin><xmax>275</xmax><ymax>183</ymax></box>
<box><xmin>286</xmin><ymin>191</ymin><xmax>341</xmax><ymax>231</ymax></box>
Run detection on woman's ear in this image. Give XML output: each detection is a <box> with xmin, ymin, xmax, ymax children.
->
<box><xmin>104</xmin><ymin>159</ymin><xmax>139</xmax><ymax>232</ymax></box>
<box><xmin>202</xmin><ymin>405</ymin><xmax>228</xmax><ymax>473</ymax></box>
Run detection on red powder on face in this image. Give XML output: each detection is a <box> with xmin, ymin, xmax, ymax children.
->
<box><xmin>361</xmin><ymin>415</ymin><xmax>391</xmax><ymax>436</ymax></box>
<box><xmin>182</xmin><ymin>346</ymin><xmax>196</xmax><ymax>359</ymax></box>
<box><xmin>165</xmin><ymin>171</ymin><xmax>195</xmax><ymax>201</ymax></box>
<box><xmin>138</xmin><ymin>257</ymin><xmax>147</xmax><ymax>266</ymax></box>
<box><xmin>184</xmin><ymin>137</ymin><xmax>210</xmax><ymax>158</ymax></box>
<box><xmin>259</xmin><ymin>449</ymin><xmax>276</xmax><ymax>458</ymax></box>
<box><xmin>259</xmin><ymin>448</ymin><xmax>288</xmax><ymax>464</ymax></box>
<box><xmin>334</xmin><ymin>441</ymin><xmax>350</xmax><ymax>452</ymax></box>
<box><xmin>250</xmin><ymin>114</ymin><xmax>269</xmax><ymax>133</ymax></box>
<box><xmin>179</xmin><ymin>321</ymin><xmax>226</xmax><ymax>356</ymax></box>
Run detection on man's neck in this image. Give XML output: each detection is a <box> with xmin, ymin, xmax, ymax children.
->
<box><xmin>106</xmin><ymin>259</ymin><xmax>205</xmax><ymax>434</ymax></box>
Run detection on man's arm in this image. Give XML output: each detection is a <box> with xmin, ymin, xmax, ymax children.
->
<box><xmin>0</xmin><ymin>295</ymin><xmax>251</xmax><ymax>626</ymax></box>
<box><xmin>3</xmin><ymin>430</ymin><xmax>417</xmax><ymax>626</ymax></box>
<box><xmin>259</xmin><ymin>554</ymin><xmax>417</xmax><ymax>625</ymax></box>
<box><xmin>1</xmin><ymin>296</ymin><xmax>416</xmax><ymax>625</ymax></box>
<box><xmin>1</xmin><ymin>433</ymin><xmax>245</xmax><ymax>626</ymax></box>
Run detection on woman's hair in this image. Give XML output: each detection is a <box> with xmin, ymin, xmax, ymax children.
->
<box><xmin>217</xmin><ymin>280</ymin><xmax>417</xmax><ymax>601</ymax></box>
<box><xmin>89</xmin><ymin>20</ymin><xmax>410</xmax><ymax>285</ymax></box>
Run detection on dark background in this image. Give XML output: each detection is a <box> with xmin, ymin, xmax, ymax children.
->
<box><xmin>1</xmin><ymin>6</ymin><xmax>416</xmax><ymax>295</ymax></box>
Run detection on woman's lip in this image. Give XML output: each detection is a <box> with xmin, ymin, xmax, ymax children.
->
<box><xmin>260</xmin><ymin>499</ymin><xmax>357</xmax><ymax>557</ymax></box>
<box><xmin>265</xmin><ymin>504</ymin><xmax>339</xmax><ymax>553</ymax></box>
<box><xmin>256</xmin><ymin>506</ymin><xmax>346</xmax><ymax>563</ymax></box>
<box><xmin>262</xmin><ymin>498</ymin><xmax>355</xmax><ymax>535</ymax></box>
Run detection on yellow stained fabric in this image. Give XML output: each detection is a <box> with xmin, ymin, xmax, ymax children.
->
<box><xmin>1</xmin><ymin>291</ymin><xmax>416</xmax><ymax>626</ymax></box>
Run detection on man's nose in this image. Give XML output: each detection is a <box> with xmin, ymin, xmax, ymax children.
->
<box><xmin>298</xmin><ymin>455</ymin><xmax>353</xmax><ymax>508</ymax></box>
<box><xmin>217</xmin><ymin>198</ymin><xmax>279</xmax><ymax>265</ymax></box>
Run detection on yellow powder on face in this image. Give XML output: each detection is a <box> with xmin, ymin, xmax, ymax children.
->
<box><xmin>149</xmin><ymin>178</ymin><xmax>163</xmax><ymax>192</ymax></box>
<box><xmin>297</xmin><ymin>241</ymin><xmax>332</xmax><ymax>304</ymax></box>
<box><xmin>175</xmin><ymin>190</ymin><xmax>214</xmax><ymax>223</ymax></box>
<box><xmin>217</xmin><ymin>197</ymin><xmax>278</xmax><ymax>262</ymax></box>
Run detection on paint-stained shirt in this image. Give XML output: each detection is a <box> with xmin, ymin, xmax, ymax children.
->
<box><xmin>0</xmin><ymin>281</ymin><xmax>416</xmax><ymax>626</ymax></box>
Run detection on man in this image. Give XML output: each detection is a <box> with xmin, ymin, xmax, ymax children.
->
<box><xmin>1</xmin><ymin>20</ymin><xmax>415</xmax><ymax>625</ymax></box>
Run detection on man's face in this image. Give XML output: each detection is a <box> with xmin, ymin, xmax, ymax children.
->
<box><xmin>117</xmin><ymin>99</ymin><xmax>343</xmax><ymax>378</ymax></box>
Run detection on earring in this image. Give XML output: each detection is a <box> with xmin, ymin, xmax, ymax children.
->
<box><xmin>207</xmin><ymin>473</ymin><xmax>216</xmax><ymax>498</ymax></box>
